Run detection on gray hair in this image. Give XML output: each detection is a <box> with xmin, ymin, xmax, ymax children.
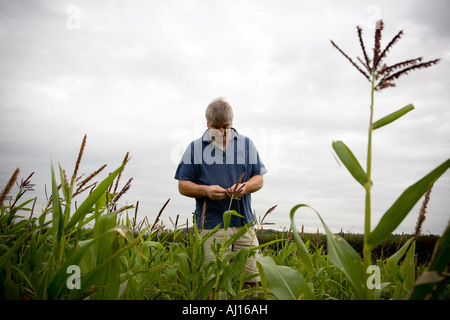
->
<box><xmin>205</xmin><ymin>97</ymin><xmax>234</xmax><ymax>125</ymax></box>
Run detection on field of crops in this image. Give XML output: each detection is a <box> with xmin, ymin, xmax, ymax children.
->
<box><xmin>0</xmin><ymin>150</ymin><xmax>448</xmax><ymax>300</ymax></box>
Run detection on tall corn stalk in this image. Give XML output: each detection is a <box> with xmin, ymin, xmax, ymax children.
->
<box><xmin>258</xmin><ymin>20</ymin><xmax>449</xmax><ymax>300</ymax></box>
<box><xmin>330</xmin><ymin>20</ymin><xmax>444</xmax><ymax>271</ymax></box>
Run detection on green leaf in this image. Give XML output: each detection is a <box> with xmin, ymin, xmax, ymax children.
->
<box><xmin>366</xmin><ymin>159</ymin><xmax>450</xmax><ymax>250</ymax></box>
<box><xmin>400</xmin><ymin>241</ymin><xmax>416</xmax><ymax>297</ymax></box>
<box><xmin>218</xmin><ymin>248</ymin><xmax>249</xmax><ymax>289</ymax></box>
<box><xmin>28</xmin><ymin>229</ymin><xmax>39</xmax><ymax>271</ymax></box>
<box><xmin>200</xmin><ymin>224</ymin><xmax>221</xmax><ymax>245</ymax></box>
<box><xmin>257</xmin><ymin>256</ymin><xmax>315</xmax><ymax>300</ymax></box>
<box><xmin>70</xmin><ymin>237</ymin><xmax>134</xmax><ymax>300</ymax></box>
<box><xmin>0</xmin><ymin>235</ymin><xmax>25</xmax><ymax>270</ymax></box>
<box><xmin>408</xmin><ymin>221</ymin><xmax>450</xmax><ymax>300</ymax></box>
<box><xmin>222</xmin><ymin>210</ymin><xmax>243</xmax><ymax>231</ymax></box>
<box><xmin>10</xmin><ymin>197</ymin><xmax>36</xmax><ymax>211</ymax></box>
<box><xmin>59</xmin><ymin>227</ymin><xmax>136</xmax><ymax>300</ymax></box>
<box><xmin>392</xmin><ymin>240</ymin><xmax>416</xmax><ymax>300</ymax></box>
<box><xmin>224</xmin><ymin>220</ymin><xmax>253</xmax><ymax>249</ymax></box>
<box><xmin>93</xmin><ymin>211</ymin><xmax>117</xmax><ymax>265</ymax></box>
<box><xmin>38</xmin><ymin>209</ymin><xmax>47</xmax><ymax>227</ymax></box>
<box><xmin>64</xmin><ymin>162</ymin><xmax>125</xmax><ymax>233</ymax></box>
<box><xmin>50</xmin><ymin>161</ymin><xmax>64</xmax><ymax>253</ymax></box>
<box><xmin>47</xmin><ymin>237</ymin><xmax>101</xmax><ymax>299</ymax></box>
<box><xmin>141</xmin><ymin>240</ymin><xmax>166</xmax><ymax>252</ymax></box>
<box><xmin>95</xmin><ymin>191</ymin><xmax>116</xmax><ymax>215</ymax></box>
<box><xmin>59</xmin><ymin>163</ymin><xmax>75</xmax><ymax>226</ymax></box>
<box><xmin>372</xmin><ymin>104</ymin><xmax>414</xmax><ymax>130</ymax></box>
<box><xmin>386</xmin><ymin>237</ymin><xmax>415</xmax><ymax>280</ymax></box>
<box><xmin>332</xmin><ymin>140</ymin><xmax>370</xmax><ymax>189</ymax></box>
<box><xmin>290</xmin><ymin>204</ymin><xmax>367</xmax><ymax>299</ymax></box>
<box><xmin>0</xmin><ymin>219</ymin><xmax>33</xmax><ymax>236</ymax></box>
<box><xmin>58</xmin><ymin>163</ymin><xmax>70</xmax><ymax>202</ymax></box>
<box><xmin>427</xmin><ymin>220</ymin><xmax>450</xmax><ymax>273</ymax></box>
<box><xmin>316</xmin><ymin>213</ymin><xmax>367</xmax><ymax>299</ymax></box>
<box><xmin>289</xmin><ymin>204</ymin><xmax>314</xmax><ymax>276</ymax></box>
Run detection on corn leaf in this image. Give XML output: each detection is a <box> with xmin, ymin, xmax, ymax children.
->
<box><xmin>0</xmin><ymin>235</ymin><xmax>25</xmax><ymax>270</ymax></box>
<box><xmin>222</xmin><ymin>210</ymin><xmax>243</xmax><ymax>231</ymax></box>
<box><xmin>64</xmin><ymin>227</ymin><xmax>137</xmax><ymax>300</ymax></box>
<box><xmin>90</xmin><ymin>212</ymin><xmax>122</xmax><ymax>300</ymax></box>
<box><xmin>316</xmin><ymin>210</ymin><xmax>367</xmax><ymax>299</ymax></box>
<box><xmin>218</xmin><ymin>248</ymin><xmax>249</xmax><ymax>289</ymax></box>
<box><xmin>141</xmin><ymin>240</ymin><xmax>166</xmax><ymax>252</ymax></box>
<box><xmin>69</xmin><ymin>227</ymin><xmax>142</xmax><ymax>300</ymax></box>
<box><xmin>28</xmin><ymin>229</ymin><xmax>39</xmax><ymax>271</ymax></box>
<box><xmin>291</xmin><ymin>204</ymin><xmax>367</xmax><ymax>299</ymax></box>
<box><xmin>224</xmin><ymin>220</ymin><xmax>253</xmax><ymax>249</ymax></box>
<box><xmin>8</xmin><ymin>197</ymin><xmax>35</xmax><ymax>211</ymax></box>
<box><xmin>50</xmin><ymin>162</ymin><xmax>64</xmax><ymax>259</ymax></box>
<box><xmin>200</xmin><ymin>224</ymin><xmax>221</xmax><ymax>245</ymax></box>
<box><xmin>332</xmin><ymin>140</ymin><xmax>370</xmax><ymax>189</ymax></box>
<box><xmin>257</xmin><ymin>256</ymin><xmax>315</xmax><ymax>300</ymax></box>
<box><xmin>64</xmin><ymin>162</ymin><xmax>125</xmax><ymax>233</ymax></box>
<box><xmin>57</xmin><ymin>163</ymin><xmax>69</xmax><ymax>202</ymax></box>
<box><xmin>0</xmin><ymin>218</ymin><xmax>33</xmax><ymax>236</ymax></box>
<box><xmin>386</xmin><ymin>237</ymin><xmax>415</xmax><ymax>280</ymax></box>
<box><xmin>366</xmin><ymin>158</ymin><xmax>450</xmax><ymax>250</ymax></box>
<box><xmin>407</xmin><ymin>221</ymin><xmax>450</xmax><ymax>299</ymax></box>
<box><xmin>392</xmin><ymin>240</ymin><xmax>416</xmax><ymax>300</ymax></box>
<box><xmin>69</xmin><ymin>239</ymin><xmax>132</xmax><ymax>300</ymax></box>
<box><xmin>47</xmin><ymin>237</ymin><xmax>101</xmax><ymax>299</ymax></box>
<box><xmin>399</xmin><ymin>240</ymin><xmax>416</xmax><ymax>298</ymax></box>
<box><xmin>289</xmin><ymin>204</ymin><xmax>314</xmax><ymax>276</ymax></box>
<box><xmin>38</xmin><ymin>209</ymin><xmax>46</xmax><ymax>227</ymax></box>
<box><xmin>426</xmin><ymin>221</ymin><xmax>450</xmax><ymax>273</ymax></box>
<box><xmin>372</xmin><ymin>104</ymin><xmax>414</xmax><ymax>130</ymax></box>
<box><xmin>93</xmin><ymin>211</ymin><xmax>117</xmax><ymax>264</ymax></box>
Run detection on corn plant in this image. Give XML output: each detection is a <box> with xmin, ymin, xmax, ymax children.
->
<box><xmin>258</xmin><ymin>20</ymin><xmax>449</xmax><ymax>300</ymax></box>
<box><xmin>329</xmin><ymin>19</ymin><xmax>445</xmax><ymax>268</ymax></box>
<box><xmin>0</xmin><ymin>136</ymin><xmax>142</xmax><ymax>299</ymax></box>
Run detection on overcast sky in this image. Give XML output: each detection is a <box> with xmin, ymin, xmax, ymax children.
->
<box><xmin>1</xmin><ymin>0</ymin><xmax>449</xmax><ymax>235</ymax></box>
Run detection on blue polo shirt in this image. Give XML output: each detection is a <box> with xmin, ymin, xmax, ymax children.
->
<box><xmin>174</xmin><ymin>128</ymin><xmax>267</xmax><ymax>229</ymax></box>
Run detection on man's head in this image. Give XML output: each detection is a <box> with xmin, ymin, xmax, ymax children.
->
<box><xmin>205</xmin><ymin>97</ymin><xmax>233</xmax><ymax>127</ymax></box>
<box><xmin>205</xmin><ymin>97</ymin><xmax>234</xmax><ymax>146</ymax></box>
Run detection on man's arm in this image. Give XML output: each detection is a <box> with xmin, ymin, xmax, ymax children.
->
<box><xmin>178</xmin><ymin>180</ymin><xmax>228</xmax><ymax>200</ymax></box>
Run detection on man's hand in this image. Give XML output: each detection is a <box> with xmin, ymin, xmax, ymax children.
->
<box><xmin>178</xmin><ymin>180</ymin><xmax>228</xmax><ymax>200</ymax></box>
<box><xmin>227</xmin><ymin>175</ymin><xmax>263</xmax><ymax>200</ymax></box>
<box><xmin>227</xmin><ymin>183</ymin><xmax>246</xmax><ymax>200</ymax></box>
<box><xmin>178</xmin><ymin>176</ymin><xmax>263</xmax><ymax>201</ymax></box>
<box><xmin>205</xmin><ymin>185</ymin><xmax>228</xmax><ymax>201</ymax></box>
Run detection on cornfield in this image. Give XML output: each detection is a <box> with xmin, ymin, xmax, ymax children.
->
<box><xmin>0</xmin><ymin>138</ymin><xmax>448</xmax><ymax>300</ymax></box>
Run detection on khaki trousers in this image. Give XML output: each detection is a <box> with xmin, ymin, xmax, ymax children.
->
<box><xmin>201</xmin><ymin>226</ymin><xmax>261</xmax><ymax>283</ymax></box>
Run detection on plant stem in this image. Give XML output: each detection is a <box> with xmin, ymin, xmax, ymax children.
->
<box><xmin>364</xmin><ymin>74</ymin><xmax>376</xmax><ymax>270</ymax></box>
<box><xmin>228</xmin><ymin>195</ymin><xmax>234</xmax><ymax>211</ymax></box>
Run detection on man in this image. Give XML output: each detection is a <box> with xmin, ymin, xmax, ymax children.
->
<box><xmin>174</xmin><ymin>97</ymin><xmax>267</xmax><ymax>288</ymax></box>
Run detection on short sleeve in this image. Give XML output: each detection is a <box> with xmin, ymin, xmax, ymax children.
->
<box><xmin>174</xmin><ymin>142</ymin><xmax>197</xmax><ymax>181</ymax></box>
<box><xmin>247</xmin><ymin>138</ymin><xmax>268</xmax><ymax>177</ymax></box>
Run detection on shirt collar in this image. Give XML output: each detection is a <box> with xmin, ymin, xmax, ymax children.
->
<box><xmin>202</xmin><ymin>127</ymin><xmax>239</xmax><ymax>143</ymax></box>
